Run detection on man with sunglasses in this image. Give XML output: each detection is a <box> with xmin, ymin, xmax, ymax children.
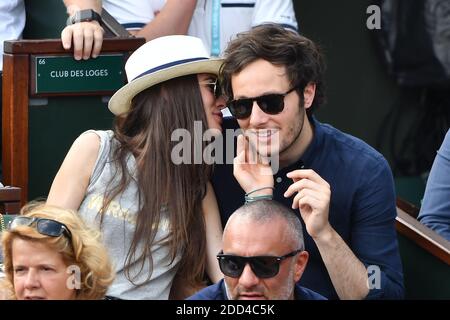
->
<box><xmin>188</xmin><ymin>200</ymin><xmax>325</xmax><ymax>300</ymax></box>
<box><xmin>211</xmin><ymin>24</ymin><xmax>404</xmax><ymax>299</ymax></box>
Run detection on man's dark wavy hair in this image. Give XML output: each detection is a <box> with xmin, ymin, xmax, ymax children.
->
<box><xmin>221</xmin><ymin>23</ymin><xmax>326</xmax><ymax>116</ymax></box>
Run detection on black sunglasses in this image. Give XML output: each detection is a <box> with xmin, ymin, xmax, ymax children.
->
<box><xmin>9</xmin><ymin>216</ymin><xmax>72</xmax><ymax>239</ymax></box>
<box><xmin>217</xmin><ymin>249</ymin><xmax>302</xmax><ymax>279</ymax></box>
<box><xmin>227</xmin><ymin>87</ymin><xmax>298</xmax><ymax>120</ymax></box>
<box><xmin>201</xmin><ymin>78</ymin><xmax>222</xmax><ymax>99</ymax></box>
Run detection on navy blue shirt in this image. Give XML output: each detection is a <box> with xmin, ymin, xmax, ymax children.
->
<box><xmin>211</xmin><ymin>117</ymin><xmax>404</xmax><ymax>300</ymax></box>
<box><xmin>187</xmin><ymin>279</ymin><xmax>326</xmax><ymax>300</ymax></box>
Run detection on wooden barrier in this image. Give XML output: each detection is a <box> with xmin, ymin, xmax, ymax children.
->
<box><xmin>0</xmin><ymin>187</ymin><xmax>21</xmax><ymax>215</ymax></box>
<box><xmin>396</xmin><ymin>197</ymin><xmax>450</xmax><ymax>265</ymax></box>
<box><xmin>2</xmin><ymin>38</ymin><xmax>145</xmax><ymax>205</ymax></box>
<box><xmin>396</xmin><ymin>197</ymin><xmax>450</xmax><ymax>299</ymax></box>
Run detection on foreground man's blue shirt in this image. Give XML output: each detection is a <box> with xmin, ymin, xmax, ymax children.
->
<box><xmin>187</xmin><ymin>279</ymin><xmax>327</xmax><ymax>300</ymax></box>
<box><xmin>211</xmin><ymin>117</ymin><xmax>404</xmax><ymax>299</ymax></box>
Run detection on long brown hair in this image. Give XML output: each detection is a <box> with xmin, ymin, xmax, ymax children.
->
<box><xmin>100</xmin><ymin>74</ymin><xmax>210</xmax><ymax>288</ymax></box>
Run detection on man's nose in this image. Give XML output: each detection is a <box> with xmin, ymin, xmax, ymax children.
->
<box><xmin>238</xmin><ymin>263</ymin><xmax>260</xmax><ymax>288</ymax></box>
<box><xmin>248</xmin><ymin>101</ymin><xmax>269</xmax><ymax>127</ymax></box>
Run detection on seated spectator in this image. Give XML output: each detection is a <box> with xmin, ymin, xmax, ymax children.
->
<box><xmin>213</xmin><ymin>23</ymin><xmax>404</xmax><ymax>299</ymax></box>
<box><xmin>61</xmin><ymin>0</ymin><xmax>297</xmax><ymax>59</ymax></box>
<box><xmin>0</xmin><ymin>203</ymin><xmax>114</xmax><ymax>300</ymax></box>
<box><xmin>47</xmin><ymin>35</ymin><xmax>225</xmax><ymax>300</ymax></box>
<box><xmin>418</xmin><ymin>129</ymin><xmax>450</xmax><ymax>241</ymax></box>
<box><xmin>62</xmin><ymin>0</ymin><xmax>196</xmax><ymax>60</ymax></box>
<box><xmin>188</xmin><ymin>200</ymin><xmax>326</xmax><ymax>300</ymax></box>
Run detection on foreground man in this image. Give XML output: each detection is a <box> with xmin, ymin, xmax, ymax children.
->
<box><xmin>189</xmin><ymin>200</ymin><xmax>325</xmax><ymax>300</ymax></box>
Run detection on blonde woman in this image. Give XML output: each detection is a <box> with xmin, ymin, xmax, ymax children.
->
<box><xmin>0</xmin><ymin>203</ymin><xmax>114</xmax><ymax>300</ymax></box>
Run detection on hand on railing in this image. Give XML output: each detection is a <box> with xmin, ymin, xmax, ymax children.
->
<box><xmin>61</xmin><ymin>21</ymin><xmax>104</xmax><ymax>60</ymax></box>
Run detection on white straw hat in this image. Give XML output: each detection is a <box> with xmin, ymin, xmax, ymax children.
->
<box><xmin>108</xmin><ymin>35</ymin><xmax>224</xmax><ymax>115</ymax></box>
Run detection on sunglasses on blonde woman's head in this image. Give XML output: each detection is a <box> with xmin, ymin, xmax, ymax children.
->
<box><xmin>227</xmin><ymin>86</ymin><xmax>298</xmax><ymax>120</ymax></box>
<box><xmin>200</xmin><ymin>78</ymin><xmax>222</xmax><ymax>99</ymax></box>
<box><xmin>9</xmin><ymin>216</ymin><xmax>72</xmax><ymax>239</ymax></box>
<box><xmin>217</xmin><ymin>249</ymin><xmax>302</xmax><ymax>279</ymax></box>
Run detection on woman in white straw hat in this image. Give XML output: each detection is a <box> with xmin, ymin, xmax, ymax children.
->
<box><xmin>46</xmin><ymin>35</ymin><xmax>226</xmax><ymax>299</ymax></box>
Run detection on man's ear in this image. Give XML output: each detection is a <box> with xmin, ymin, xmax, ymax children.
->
<box><xmin>303</xmin><ymin>83</ymin><xmax>316</xmax><ymax>109</ymax></box>
<box><xmin>294</xmin><ymin>251</ymin><xmax>309</xmax><ymax>282</ymax></box>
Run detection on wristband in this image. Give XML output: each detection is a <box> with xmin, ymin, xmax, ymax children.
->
<box><xmin>67</xmin><ymin>9</ymin><xmax>102</xmax><ymax>26</ymax></box>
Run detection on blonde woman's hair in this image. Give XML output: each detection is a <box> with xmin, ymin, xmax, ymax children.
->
<box><xmin>0</xmin><ymin>202</ymin><xmax>114</xmax><ymax>300</ymax></box>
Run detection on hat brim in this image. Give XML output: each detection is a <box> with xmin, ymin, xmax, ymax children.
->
<box><xmin>108</xmin><ymin>58</ymin><xmax>224</xmax><ymax>116</ymax></box>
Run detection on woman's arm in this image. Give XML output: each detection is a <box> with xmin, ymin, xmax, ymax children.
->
<box><xmin>47</xmin><ymin>132</ymin><xmax>101</xmax><ymax>210</ymax></box>
<box><xmin>202</xmin><ymin>182</ymin><xmax>223</xmax><ymax>283</ymax></box>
